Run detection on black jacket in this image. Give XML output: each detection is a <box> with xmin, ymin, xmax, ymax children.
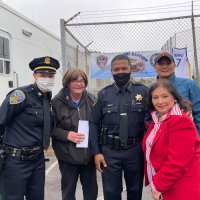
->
<box><xmin>52</xmin><ymin>88</ymin><xmax>96</xmax><ymax>165</ymax></box>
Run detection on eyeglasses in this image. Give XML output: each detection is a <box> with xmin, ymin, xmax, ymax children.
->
<box><xmin>71</xmin><ymin>79</ymin><xmax>85</xmax><ymax>85</ymax></box>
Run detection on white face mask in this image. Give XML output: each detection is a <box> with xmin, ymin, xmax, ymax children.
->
<box><xmin>36</xmin><ymin>77</ymin><xmax>55</xmax><ymax>93</ymax></box>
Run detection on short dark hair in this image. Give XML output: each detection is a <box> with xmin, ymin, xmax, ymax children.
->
<box><xmin>111</xmin><ymin>54</ymin><xmax>131</xmax><ymax>68</ymax></box>
<box><xmin>148</xmin><ymin>79</ymin><xmax>185</xmax><ymax>110</ymax></box>
<box><xmin>62</xmin><ymin>68</ymin><xmax>88</xmax><ymax>88</ymax></box>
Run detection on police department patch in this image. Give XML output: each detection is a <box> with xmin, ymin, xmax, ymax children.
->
<box><xmin>9</xmin><ymin>90</ymin><xmax>25</xmax><ymax>104</ymax></box>
<box><xmin>96</xmin><ymin>55</ymin><xmax>108</xmax><ymax>69</ymax></box>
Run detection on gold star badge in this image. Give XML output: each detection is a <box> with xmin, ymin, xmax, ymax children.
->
<box><xmin>135</xmin><ymin>94</ymin><xmax>143</xmax><ymax>102</ymax></box>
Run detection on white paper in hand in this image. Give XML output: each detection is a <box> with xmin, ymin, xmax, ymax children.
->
<box><xmin>76</xmin><ymin>120</ymin><xmax>89</xmax><ymax>148</ymax></box>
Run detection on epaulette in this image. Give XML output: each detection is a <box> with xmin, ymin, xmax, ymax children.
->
<box><xmin>101</xmin><ymin>84</ymin><xmax>114</xmax><ymax>91</ymax></box>
<box><xmin>20</xmin><ymin>84</ymin><xmax>35</xmax><ymax>93</ymax></box>
<box><xmin>132</xmin><ymin>81</ymin><xmax>148</xmax><ymax>89</ymax></box>
<box><xmin>7</xmin><ymin>85</ymin><xmax>35</xmax><ymax>96</ymax></box>
<box><xmin>98</xmin><ymin>84</ymin><xmax>112</xmax><ymax>95</ymax></box>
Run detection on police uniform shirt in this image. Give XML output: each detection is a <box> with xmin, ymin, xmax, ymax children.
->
<box><xmin>89</xmin><ymin>81</ymin><xmax>149</xmax><ymax>155</ymax></box>
<box><xmin>0</xmin><ymin>84</ymin><xmax>53</xmax><ymax>148</ymax></box>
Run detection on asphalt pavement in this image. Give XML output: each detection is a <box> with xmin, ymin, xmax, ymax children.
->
<box><xmin>45</xmin><ymin>156</ymin><xmax>152</xmax><ymax>200</ymax></box>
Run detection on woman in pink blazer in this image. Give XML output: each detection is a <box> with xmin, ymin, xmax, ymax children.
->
<box><xmin>142</xmin><ymin>79</ymin><xmax>200</xmax><ymax>200</ymax></box>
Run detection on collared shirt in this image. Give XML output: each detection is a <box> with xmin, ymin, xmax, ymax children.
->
<box><xmin>89</xmin><ymin>81</ymin><xmax>149</xmax><ymax>155</ymax></box>
<box><xmin>146</xmin><ymin>103</ymin><xmax>182</xmax><ymax>195</ymax></box>
<box><xmin>72</xmin><ymin>100</ymin><xmax>80</xmax><ymax>108</ymax></box>
<box><xmin>0</xmin><ymin>84</ymin><xmax>53</xmax><ymax>148</ymax></box>
<box><xmin>161</xmin><ymin>73</ymin><xmax>200</xmax><ymax>135</ymax></box>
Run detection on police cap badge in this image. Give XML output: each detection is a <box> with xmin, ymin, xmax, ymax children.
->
<box><xmin>29</xmin><ymin>56</ymin><xmax>60</xmax><ymax>74</ymax></box>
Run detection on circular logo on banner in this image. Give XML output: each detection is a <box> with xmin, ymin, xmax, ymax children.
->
<box><xmin>129</xmin><ymin>56</ymin><xmax>145</xmax><ymax>72</ymax></box>
<box><xmin>150</xmin><ymin>53</ymin><xmax>160</xmax><ymax>66</ymax></box>
<box><xmin>96</xmin><ymin>55</ymin><xmax>108</xmax><ymax>70</ymax></box>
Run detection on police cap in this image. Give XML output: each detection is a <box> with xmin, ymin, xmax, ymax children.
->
<box><xmin>29</xmin><ymin>56</ymin><xmax>60</xmax><ymax>74</ymax></box>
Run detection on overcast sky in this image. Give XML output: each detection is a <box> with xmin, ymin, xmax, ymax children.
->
<box><xmin>1</xmin><ymin>0</ymin><xmax>197</xmax><ymax>37</ymax></box>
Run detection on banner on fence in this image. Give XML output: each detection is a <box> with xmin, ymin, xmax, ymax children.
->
<box><xmin>90</xmin><ymin>51</ymin><xmax>159</xmax><ymax>79</ymax></box>
<box><xmin>173</xmin><ymin>47</ymin><xmax>190</xmax><ymax>79</ymax></box>
<box><xmin>90</xmin><ymin>49</ymin><xmax>190</xmax><ymax>79</ymax></box>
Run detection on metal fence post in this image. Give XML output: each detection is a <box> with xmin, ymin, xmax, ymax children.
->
<box><xmin>170</xmin><ymin>37</ymin><xmax>173</xmax><ymax>53</ymax></box>
<box><xmin>174</xmin><ymin>33</ymin><xmax>176</xmax><ymax>48</ymax></box>
<box><xmin>76</xmin><ymin>45</ymin><xmax>79</xmax><ymax>67</ymax></box>
<box><xmin>191</xmin><ymin>1</ymin><xmax>200</xmax><ymax>84</ymax></box>
<box><xmin>60</xmin><ymin>19</ymin><xmax>67</xmax><ymax>76</ymax></box>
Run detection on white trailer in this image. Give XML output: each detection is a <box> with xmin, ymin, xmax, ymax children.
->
<box><xmin>0</xmin><ymin>1</ymin><xmax>62</xmax><ymax>104</ymax></box>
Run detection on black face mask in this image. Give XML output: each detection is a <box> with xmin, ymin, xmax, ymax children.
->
<box><xmin>113</xmin><ymin>73</ymin><xmax>131</xmax><ymax>86</ymax></box>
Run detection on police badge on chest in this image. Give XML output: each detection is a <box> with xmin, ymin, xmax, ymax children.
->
<box><xmin>133</xmin><ymin>94</ymin><xmax>143</xmax><ymax>105</ymax></box>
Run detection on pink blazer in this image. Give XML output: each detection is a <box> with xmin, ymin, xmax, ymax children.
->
<box><xmin>142</xmin><ymin>113</ymin><xmax>200</xmax><ymax>200</ymax></box>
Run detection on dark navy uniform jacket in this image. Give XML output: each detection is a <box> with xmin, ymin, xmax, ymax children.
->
<box><xmin>0</xmin><ymin>84</ymin><xmax>53</xmax><ymax>148</ymax></box>
<box><xmin>89</xmin><ymin>81</ymin><xmax>149</xmax><ymax>155</ymax></box>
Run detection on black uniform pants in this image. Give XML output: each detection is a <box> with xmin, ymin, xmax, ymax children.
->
<box><xmin>0</xmin><ymin>153</ymin><xmax>45</xmax><ymax>200</ymax></box>
<box><xmin>58</xmin><ymin>159</ymin><xmax>98</xmax><ymax>200</ymax></box>
<box><xmin>101</xmin><ymin>141</ymin><xmax>144</xmax><ymax>200</ymax></box>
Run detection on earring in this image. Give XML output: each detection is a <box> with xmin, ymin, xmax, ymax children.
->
<box><xmin>174</xmin><ymin>100</ymin><xmax>177</xmax><ymax>103</ymax></box>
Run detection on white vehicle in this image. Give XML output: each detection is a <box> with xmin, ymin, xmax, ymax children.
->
<box><xmin>0</xmin><ymin>1</ymin><xmax>62</xmax><ymax>104</ymax></box>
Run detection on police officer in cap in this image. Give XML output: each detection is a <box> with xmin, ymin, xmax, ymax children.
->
<box><xmin>0</xmin><ymin>56</ymin><xmax>59</xmax><ymax>200</ymax></box>
<box><xmin>89</xmin><ymin>54</ymin><xmax>148</xmax><ymax>200</ymax></box>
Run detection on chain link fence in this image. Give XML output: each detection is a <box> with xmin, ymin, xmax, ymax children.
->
<box><xmin>60</xmin><ymin>14</ymin><xmax>200</xmax><ymax>90</ymax></box>
<box><xmin>161</xmin><ymin>17</ymin><xmax>200</xmax><ymax>76</ymax></box>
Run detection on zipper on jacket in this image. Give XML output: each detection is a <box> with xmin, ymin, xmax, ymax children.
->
<box><xmin>77</xmin><ymin>107</ymin><xmax>81</xmax><ymax>120</ymax></box>
<box><xmin>77</xmin><ymin>107</ymin><xmax>88</xmax><ymax>165</ymax></box>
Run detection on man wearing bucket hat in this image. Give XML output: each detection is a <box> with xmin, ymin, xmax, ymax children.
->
<box><xmin>154</xmin><ymin>51</ymin><xmax>200</xmax><ymax>135</ymax></box>
<box><xmin>0</xmin><ymin>56</ymin><xmax>59</xmax><ymax>200</ymax></box>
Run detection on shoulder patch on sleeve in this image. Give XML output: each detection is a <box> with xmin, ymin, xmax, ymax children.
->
<box><xmin>9</xmin><ymin>90</ymin><xmax>26</xmax><ymax>104</ymax></box>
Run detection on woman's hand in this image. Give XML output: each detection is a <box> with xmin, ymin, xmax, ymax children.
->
<box><xmin>67</xmin><ymin>131</ymin><xmax>85</xmax><ymax>144</ymax></box>
<box><xmin>186</xmin><ymin>110</ymin><xmax>193</xmax><ymax>120</ymax></box>
<box><xmin>94</xmin><ymin>154</ymin><xmax>107</xmax><ymax>173</ymax></box>
<box><xmin>152</xmin><ymin>191</ymin><xmax>160</xmax><ymax>200</ymax></box>
<box><xmin>182</xmin><ymin>99</ymin><xmax>193</xmax><ymax>120</ymax></box>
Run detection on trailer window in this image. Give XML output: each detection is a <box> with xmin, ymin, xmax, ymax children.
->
<box><xmin>0</xmin><ymin>36</ymin><xmax>10</xmax><ymax>74</ymax></box>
